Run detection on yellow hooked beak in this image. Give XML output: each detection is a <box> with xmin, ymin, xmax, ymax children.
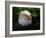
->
<box><xmin>27</xmin><ymin>15</ymin><xmax>32</xmax><ymax>20</ymax></box>
<box><xmin>24</xmin><ymin>14</ymin><xmax>32</xmax><ymax>20</ymax></box>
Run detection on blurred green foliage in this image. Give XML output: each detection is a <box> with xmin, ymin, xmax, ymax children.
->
<box><xmin>13</xmin><ymin>7</ymin><xmax>40</xmax><ymax>22</ymax></box>
<box><xmin>12</xmin><ymin>7</ymin><xmax>40</xmax><ymax>31</ymax></box>
<box><xmin>13</xmin><ymin>7</ymin><xmax>40</xmax><ymax>16</ymax></box>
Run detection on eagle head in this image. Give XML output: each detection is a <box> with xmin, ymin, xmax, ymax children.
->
<box><xmin>18</xmin><ymin>10</ymin><xmax>32</xmax><ymax>26</ymax></box>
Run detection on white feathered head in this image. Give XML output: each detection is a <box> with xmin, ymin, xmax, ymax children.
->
<box><xmin>18</xmin><ymin>10</ymin><xmax>32</xmax><ymax>26</ymax></box>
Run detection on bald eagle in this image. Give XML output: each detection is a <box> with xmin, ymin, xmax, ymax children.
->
<box><xmin>18</xmin><ymin>10</ymin><xmax>32</xmax><ymax>26</ymax></box>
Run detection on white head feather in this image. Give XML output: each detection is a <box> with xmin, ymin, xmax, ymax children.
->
<box><xmin>18</xmin><ymin>10</ymin><xmax>32</xmax><ymax>26</ymax></box>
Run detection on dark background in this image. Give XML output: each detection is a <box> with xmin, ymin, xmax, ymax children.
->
<box><xmin>12</xmin><ymin>7</ymin><xmax>40</xmax><ymax>31</ymax></box>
